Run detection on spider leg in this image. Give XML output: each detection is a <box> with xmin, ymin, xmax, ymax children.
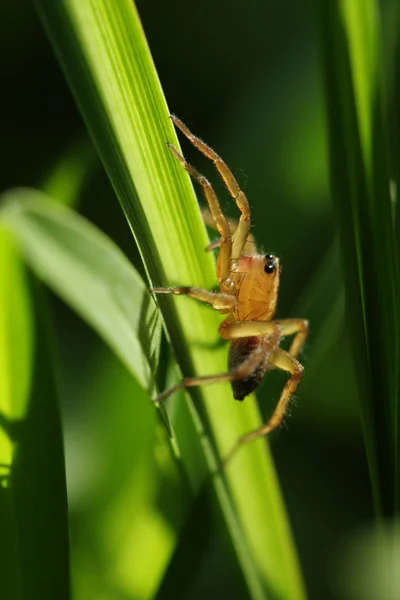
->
<box><xmin>154</xmin><ymin>330</ymin><xmax>279</xmax><ymax>405</ymax></box>
<box><xmin>255</xmin><ymin>318</ymin><xmax>308</xmax><ymax>373</ymax></box>
<box><xmin>171</xmin><ymin>116</ymin><xmax>251</xmax><ymax>262</ymax></box>
<box><xmin>167</xmin><ymin>143</ymin><xmax>232</xmax><ymax>284</ymax></box>
<box><xmin>277</xmin><ymin>318</ymin><xmax>309</xmax><ymax>358</ymax></box>
<box><xmin>223</xmin><ymin>348</ymin><xmax>303</xmax><ymax>465</ymax></box>
<box><xmin>201</xmin><ymin>207</ymin><xmax>257</xmax><ymax>255</ymax></box>
<box><xmin>219</xmin><ymin>319</ymin><xmax>282</xmax><ymax>339</ymax></box>
<box><xmin>152</xmin><ymin>286</ymin><xmax>237</xmax><ymax>312</ymax></box>
<box><xmin>205</xmin><ymin>239</ymin><xmax>222</xmax><ymax>252</ymax></box>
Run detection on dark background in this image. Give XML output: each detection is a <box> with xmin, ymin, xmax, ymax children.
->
<box><xmin>2</xmin><ymin>1</ymin><xmax>398</xmax><ymax>599</ymax></box>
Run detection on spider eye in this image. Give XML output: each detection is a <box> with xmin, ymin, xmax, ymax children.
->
<box><xmin>264</xmin><ymin>254</ymin><xmax>277</xmax><ymax>274</ymax></box>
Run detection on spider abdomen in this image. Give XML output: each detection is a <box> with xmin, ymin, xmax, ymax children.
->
<box><xmin>228</xmin><ymin>337</ymin><xmax>266</xmax><ymax>401</ymax></box>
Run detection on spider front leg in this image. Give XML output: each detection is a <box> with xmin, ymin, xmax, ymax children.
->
<box><xmin>171</xmin><ymin>116</ymin><xmax>251</xmax><ymax>262</ymax></box>
<box><xmin>167</xmin><ymin>143</ymin><xmax>232</xmax><ymax>285</ymax></box>
<box><xmin>201</xmin><ymin>207</ymin><xmax>257</xmax><ymax>256</ymax></box>
<box><xmin>152</xmin><ymin>286</ymin><xmax>237</xmax><ymax>312</ymax></box>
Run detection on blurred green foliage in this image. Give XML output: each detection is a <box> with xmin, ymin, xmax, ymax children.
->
<box><xmin>1</xmin><ymin>0</ymin><xmax>399</xmax><ymax>599</ymax></box>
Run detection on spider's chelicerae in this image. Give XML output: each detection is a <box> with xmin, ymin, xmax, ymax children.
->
<box><xmin>153</xmin><ymin>116</ymin><xmax>308</xmax><ymax>458</ymax></box>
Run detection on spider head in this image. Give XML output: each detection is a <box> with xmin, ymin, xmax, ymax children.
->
<box><xmin>260</xmin><ymin>253</ymin><xmax>280</xmax><ymax>317</ymax></box>
<box><xmin>234</xmin><ymin>253</ymin><xmax>281</xmax><ymax>319</ymax></box>
<box><xmin>263</xmin><ymin>253</ymin><xmax>278</xmax><ymax>275</ymax></box>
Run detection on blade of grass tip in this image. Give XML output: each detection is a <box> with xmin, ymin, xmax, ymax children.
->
<box><xmin>0</xmin><ymin>227</ymin><xmax>70</xmax><ymax>599</ymax></box>
<box><xmin>319</xmin><ymin>0</ymin><xmax>400</xmax><ymax>516</ymax></box>
<box><xmin>35</xmin><ymin>1</ymin><xmax>306</xmax><ymax>598</ymax></box>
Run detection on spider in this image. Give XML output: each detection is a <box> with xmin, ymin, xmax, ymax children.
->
<box><xmin>152</xmin><ymin>116</ymin><xmax>308</xmax><ymax>459</ymax></box>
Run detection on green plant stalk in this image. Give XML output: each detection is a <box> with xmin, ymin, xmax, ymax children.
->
<box><xmin>320</xmin><ymin>0</ymin><xmax>400</xmax><ymax>515</ymax></box>
<box><xmin>36</xmin><ymin>1</ymin><xmax>306</xmax><ymax>598</ymax></box>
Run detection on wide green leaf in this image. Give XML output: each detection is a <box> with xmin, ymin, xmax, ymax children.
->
<box><xmin>1</xmin><ymin>188</ymin><xmax>161</xmax><ymax>393</ymax></box>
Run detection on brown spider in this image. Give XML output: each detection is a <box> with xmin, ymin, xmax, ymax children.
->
<box><xmin>153</xmin><ymin>116</ymin><xmax>308</xmax><ymax>457</ymax></box>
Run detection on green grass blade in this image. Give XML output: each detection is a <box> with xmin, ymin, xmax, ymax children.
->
<box><xmin>0</xmin><ymin>188</ymin><xmax>162</xmax><ymax>393</ymax></box>
<box><xmin>320</xmin><ymin>0</ymin><xmax>400</xmax><ymax>515</ymax></box>
<box><xmin>35</xmin><ymin>1</ymin><xmax>306</xmax><ymax>598</ymax></box>
<box><xmin>0</xmin><ymin>227</ymin><xmax>70</xmax><ymax>599</ymax></box>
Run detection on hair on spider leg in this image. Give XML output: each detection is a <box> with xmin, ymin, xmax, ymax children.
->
<box><xmin>281</xmin><ymin>400</ymin><xmax>302</xmax><ymax>432</ymax></box>
<box><xmin>279</xmin><ymin>400</ymin><xmax>296</xmax><ymax>429</ymax></box>
<box><xmin>289</xmin><ymin>395</ymin><xmax>300</xmax><ymax>409</ymax></box>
